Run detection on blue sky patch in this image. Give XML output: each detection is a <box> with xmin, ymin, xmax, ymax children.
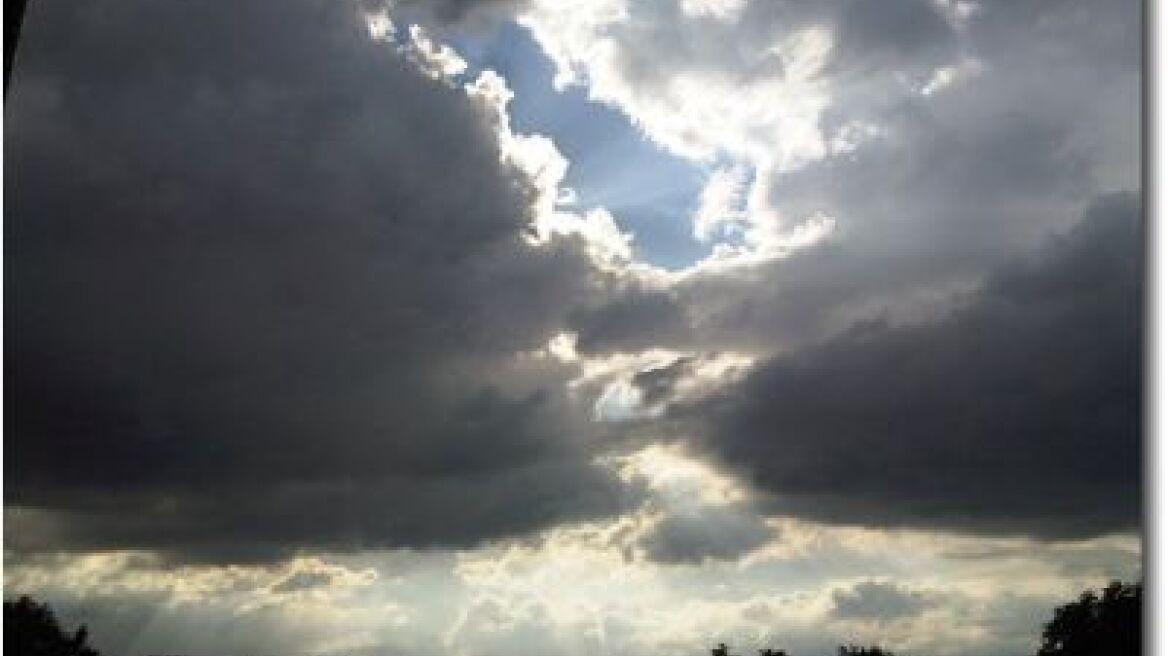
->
<box><xmin>448</xmin><ymin>22</ymin><xmax>713</xmax><ymax>269</ymax></box>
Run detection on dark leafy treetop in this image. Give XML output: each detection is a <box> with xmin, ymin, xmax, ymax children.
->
<box><xmin>1037</xmin><ymin>581</ymin><xmax>1141</xmax><ymax>656</ymax></box>
<box><xmin>4</xmin><ymin>596</ymin><xmax>100</xmax><ymax>656</ymax></box>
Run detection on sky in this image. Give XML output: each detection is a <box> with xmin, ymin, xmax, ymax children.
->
<box><xmin>2</xmin><ymin>1</ymin><xmax>1142</xmax><ymax>655</ymax></box>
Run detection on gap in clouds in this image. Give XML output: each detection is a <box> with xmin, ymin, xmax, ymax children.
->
<box><xmin>445</xmin><ymin>20</ymin><xmax>714</xmax><ymax>269</ymax></box>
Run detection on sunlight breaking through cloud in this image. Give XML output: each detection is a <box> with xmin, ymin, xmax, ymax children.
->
<box><xmin>3</xmin><ymin>0</ymin><xmax>1142</xmax><ymax>655</ymax></box>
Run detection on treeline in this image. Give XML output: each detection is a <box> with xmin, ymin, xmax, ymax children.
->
<box><xmin>716</xmin><ymin>644</ymin><xmax>898</xmax><ymax>656</ymax></box>
<box><xmin>3</xmin><ymin>581</ymin><xmax>1142</xmax><ymax>656</ymax></box>
<box><xmin>715</xmin><ymin>582</ymin><xmax>1142</xmax><ymax>656</ymax></box>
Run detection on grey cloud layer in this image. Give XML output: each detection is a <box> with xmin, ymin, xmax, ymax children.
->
<box><xmin>3</xmin><ymin>0</ymin><xmax>1142</xmax><ymax>566</ymax></box>
<box><xmin>679</xmin><ymin>194</ymin><xmax>1142</xmax><ymax>538</ymax></box>
<box><xmin>538</xmin><ymin>0</ymin><xmax>1142</xmax><ymax>539</ymax></box>
<box><xmin>831</xmin><ymin>581</ymin><xmax>936</xmax><ymax>621</ymax></box>
<box><xmin>639</xmin><ymin>503</ymin><xmax>773</xmax><ymax>565</ymax></box>
<box><xmin>566</xmin><ymin>0</ymin><xmax>1140</xmax><ymax>359</ymax></box>
<box><xmin>391</xmin><ymin>0</ymin><xmax>529</xmax><ymax>26</ymax></box>
<box><xmin>5</xmin><ymin>0</ymin><xmax>634</xmax><ymax>561</ymax></box>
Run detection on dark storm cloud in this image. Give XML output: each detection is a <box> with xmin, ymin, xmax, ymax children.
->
<box><xmin>830</xmin><ymin>581</ymin><xmax>934</xmax><ymax>621</ymax></box>
<box><xmin>391</xmin><ymin>0</ymin><xmax>529</xmax><ymax>26</ymax></box>
<box><xmin>678</xmin><ymin>193</ymin><xmax>1141</xmax><ymax>538</ymax></box>
<box><xmin>568</xmin><ymin>286</ymin><xmax>693</xmax><ymax>355</ymax></box>
<box><xmin>638</xmin><ymin>503</ymin><xmax>773</xmax><ymax>565</ymax></box>
<box><xmin>4</xmin><ymin>0</ymin><xmax>633</xmax><ymax>562</ymax></box>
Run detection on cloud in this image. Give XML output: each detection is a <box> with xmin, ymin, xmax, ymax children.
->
<box><xmin>270</xmin><ymin>560</ymin><xmax>376</xmax><ymax>595</ymax></box>
<box><xmin>679</xmin><ymin>193</ymin><xmax>1142</xmax><ymax>538</ymax></box>
<box><xmin>1</xmin><ymin>0</ymin><xmax>1143</xmax><ymax>654</ymax></box>
<box><xmin>514</xmin><ymin>0</ymin><xmax>963</xmax><ymax>272</ymax></box>
<box><xmin>2</xmin><ymin>520</ymin><xmax>1141</xmax><ymax>656</ymax></box>
<box><xmin>831</xmin><ymin>581</ymin><xmax>935</xmax><ymax>621</ymax></box>
<box><xmin>519</xmin><ymin>0</ymin><xmax>1139</xmax><ymax>367</ymax></box>
<box><xmin>828</xmin><ymin>0</ymin><xmax>956</xmax><ymax>73</ymax></box>
<box><xmin>639</xmin><ymin>504</ymin><xmax>773</xmax><ymax>565</ymax></box>
<box><xmin>568</xmin><ymin>285</ymin><xmax>693</xmax><ymax>355</ymax></box>
<box><xmin>390</xmin><ymin>0</ymin><xmax>530</xmax><ymax>27</ymax></box>
<box><xmin>631</xmin><ymin>357</ymin><xmax>697</xmax><ymax>408</ymax></box>
<box><xmin>4</xmin><ymin>0</ymin><xmax>637</xmax><ymax>562</ymax></box>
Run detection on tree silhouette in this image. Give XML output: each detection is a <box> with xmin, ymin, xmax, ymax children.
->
<box><xmin>715</xmin><ymin>643</ymin><xmax>891</xmax><ymax>656</ymax></box>
<box><xmin>4</xmin><ymin>0</ymin><xmax>29</xmax><ymax>93</ymax></box>
<box><xmin>4</xmin><ymin>596</ymin><xmax>101</xmax><ymax>656</ymax></box>
<box><xmin>1036</xmin><ymin>581</ymin><xmax>1141</xmax><ymax>656</ymax></box>
<box><xmin>837</xmin><ymin>647</ymin><xmax>897</xmax><ymax>656</ymax></box>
